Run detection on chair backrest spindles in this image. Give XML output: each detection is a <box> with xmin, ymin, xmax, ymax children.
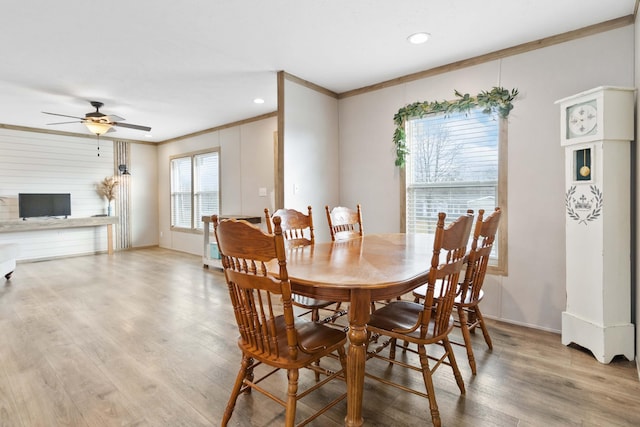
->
<box><xmin>214</xmin><ymin>215</ymin><xmax>299</xmax><ymax>361</ymax></box>
<box><xmin>459</xmin><ymin>207</ymin><xmax>502</xmax><ymax>303</ymax></box>
<box><xmin>421</xmin><ymin>211</ymin><xmax>474</xmax><ymax>339</ymax></box>
<box><xmin>325</xmin><ymin>204</ymin><xmax>363</xmax><ymax>241</ymax></box>
<box><xmin>264</xmin><ymin>206</ymin><xmax>314</xmax><ymax>248</ymax></box>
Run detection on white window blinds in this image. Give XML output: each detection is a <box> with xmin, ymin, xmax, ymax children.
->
<box><xmin>194</xmin><ymin>151</ymin><xmax>219</xmax><ymax>230</ymax></box>
<box><xmin>406</xmin><ymin>108</ymin><xmax>499</xmax><ymax>234</ymax></box>
<box><xmin>171</xmin><ymin>150</ymin><xmax>220</xmax><ymax>230</ymax></box>
<box><xmin>170</xmin><ymin>157</ymin><xmax>192</xmax><ymax>229</ymax></box>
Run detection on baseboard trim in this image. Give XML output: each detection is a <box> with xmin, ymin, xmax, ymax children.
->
<box><xmin>484</xmin><ymin>314</ymin><xmax>561</xmax><ymax>334</ymax></box>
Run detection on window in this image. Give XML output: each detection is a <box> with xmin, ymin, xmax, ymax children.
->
<box><xmin>404</xmin><ymin>108</ymin><xmax>507</xmax><ymax>273</ymax></box>
<box><xmin>170</xmin><ymin>149</ymin><xmax>220</xmax><ymax>231</ymax></box>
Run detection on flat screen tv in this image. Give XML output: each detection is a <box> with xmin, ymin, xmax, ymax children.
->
<box><xmin>18</xmin><ymin>193</ymin><xmax>71</xmax><ymax>219</ymax></box>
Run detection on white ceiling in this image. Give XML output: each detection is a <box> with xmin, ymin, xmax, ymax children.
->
<box><xmin>0</xmin><ymin>1</ymin><xmax>635</xmax><ymax>143</ymax></box>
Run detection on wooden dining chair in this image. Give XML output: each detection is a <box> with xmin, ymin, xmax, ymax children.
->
<box><xmin>325</xmin><ymin>203</ymin><xmax>372</xmax><ymax>313</ymax></box>
<box><xmin>325</xmin><ymin>204</ymin><xmax>363</xmax><ymax>241</ymax></box>
<box><xmin>213</xmin><ymin>215</ymin><xmax>347</xmax><ymax>427</ymax></box>
<box><xmin>365</xmin><ymin>211</ymin><xmax>474</xmax><ymax>427</ymax></box>
<box><xmin>264</xmin><ymin>206</ymin><xmax>345</xmax><ymax>325</ymax></box>
<box><xmin>412</xmin><ymin>207</ymin><xmax>501</xmax><ymax>375</ymax></box>
<box><xmin>265</xmin><ymin>206</ymin><xmax>316</xmax><ymax>247</ymax></box>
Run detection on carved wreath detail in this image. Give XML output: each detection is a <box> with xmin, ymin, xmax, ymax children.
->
<box><xmin>565</xmin><ymin>185</ymin><xmax>603</xmax><ymax>225</ymax></box>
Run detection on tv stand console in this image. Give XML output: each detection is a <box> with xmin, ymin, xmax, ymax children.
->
<box><xmin>22</xmin><ymin>215</ymin><xmax>69</xmax><ymax>220</ymax></box>
<box><xmin>0</xmin><ymin>217</ymin><xmax>118</xmax><ymax>255</ymax></box>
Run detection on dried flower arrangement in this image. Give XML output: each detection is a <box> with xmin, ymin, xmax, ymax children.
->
<box><xmin>98</xmin><ymin>176</ymin><xmax>119</xmax><ymax>201</ymax></box>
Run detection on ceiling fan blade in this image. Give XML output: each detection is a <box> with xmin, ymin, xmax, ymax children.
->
<box><xmin>105</xmin><ymin>114</ymin><xmax>125</xmax><ymax>122</ymax></box>
<box><xmin>42</xmin><ymin>111</ymin><xmax>84</xmax><ymax>120</ymax></box>
<box><xmin>47</xmin><ymin>120</ymin><xmax>82</xmax><ymax>125</ymax></box>
<box><xmin>113</xmin><ymin>122</ymin><xmax>151</xmax><ymax>132</ymax></box>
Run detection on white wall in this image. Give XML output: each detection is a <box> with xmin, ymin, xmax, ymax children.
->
<box><xmin>130</xmin><ymin>142</ymin><xmax>159</xmax><ymax>247</ymax></box>
<box><xmin>338</xmin><ymin>26</ymin><xmax>635</xmax><ymax>333</ymax></box>
<box><xmin>0</xmin><ymin>129</ymin><xmax>116</xmax><ymax>259</ymax></box>
<box><xmin>157</xmin><ymin>116</ymin><xmax>276</xmax><ymax>255</ymax></box>
<box><xmin>283</xmin><ymin>79</ymin><xmax>340</xmax><ymax>243</ymax></box>
<box><xmin>234</xmin><ymin>120</ymin><xmax>278</xmax><ymax>216</ymax></box>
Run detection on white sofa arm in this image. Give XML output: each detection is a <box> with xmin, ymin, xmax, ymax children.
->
<box><xmin>0</xmin><ymin>243</ymin><xmax>18</xmax><ymax>280</ymax></box>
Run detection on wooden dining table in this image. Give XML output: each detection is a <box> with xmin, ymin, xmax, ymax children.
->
<box><xmin>278</xmin><ymin>233</ymin><xmax>434</xmax><ymax>427</ymax></box>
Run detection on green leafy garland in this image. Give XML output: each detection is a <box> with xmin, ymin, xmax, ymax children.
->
<box><xmin>392</xmin><ymin>86</ymin><xmax>519</xmax><ymax>167</ymax></box>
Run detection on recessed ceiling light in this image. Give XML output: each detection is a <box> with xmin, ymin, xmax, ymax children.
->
<box><xmin>407</xmin><ymin>32</ymin><xmax>430</xmax><ymax>44</ymax></box>
<box><xmin>145</xmin><ymin>134</ymin><xmax>152</xmax><ymax>138</ymax></box>
<box><xmin>253</xmin><ymin>98</ymin><xmax>265</xmax><ymax>104</ymax></box>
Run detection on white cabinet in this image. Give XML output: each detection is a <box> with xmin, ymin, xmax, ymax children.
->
<box><xmin>202</xmin><ymin>215</ymin><xmax>263</xmax><ymax>270</ymax></box>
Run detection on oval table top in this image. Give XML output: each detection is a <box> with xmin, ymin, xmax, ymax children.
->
<box><xmin>277</xmin><ymin>233</ymin><xmax>434</xmax><ymax>303</ymax></box>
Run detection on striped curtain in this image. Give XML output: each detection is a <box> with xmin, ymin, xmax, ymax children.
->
<box><xmin>113</xmin><ymin>141</ymin><xmax>131</xmax><ymax>249</ymax></box>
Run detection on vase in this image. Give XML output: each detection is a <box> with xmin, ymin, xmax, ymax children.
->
<box><xmin>107</xmin><ymin>202</ymin><xmax>112</xmax><ymax>216</ymax></box>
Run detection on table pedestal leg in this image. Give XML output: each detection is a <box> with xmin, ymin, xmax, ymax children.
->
<box><xmin>345</xmin><ymin>289</ymin><xmax>370</xmax><ymax>427</ymax></box>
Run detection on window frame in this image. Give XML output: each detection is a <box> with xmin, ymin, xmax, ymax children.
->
<box><xmin>400</xmin><ymin>112</ymin><xmax>508</xmax><ymax>276</ymax></box>
<box><xmin>170</xmin><ymin>148</ymin><xmax>221</xmax><ymax>233</ymax></box>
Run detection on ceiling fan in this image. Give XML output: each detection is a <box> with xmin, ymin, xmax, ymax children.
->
<box><xmin>43</xmin><ymin>101</ymin><xmax>151</xmax><ymax>135</ymax></box>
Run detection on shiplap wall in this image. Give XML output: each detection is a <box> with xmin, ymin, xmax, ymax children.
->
<box><xmin>0</xmin><ymin>128</ymin><xmax>115</xmax><ymax>260</ymax></box>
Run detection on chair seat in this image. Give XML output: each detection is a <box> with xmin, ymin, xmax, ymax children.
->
<box><xmin>238</xmin><ymin>315</ymin><xmax>347</xmax><ymax>368</ymax></box>
<box><xmin>368</xmin><ymin>300</ymin><xmax>454</xmax><ymax>343</ymax></box>
<box><xmin>412</xmin><ymin>283</ymin><xmax>485</xmax><ymax>306</ymax></box>
<box><xmin>291</xmin><ymin>293</ymin><xmax>336</xmax><ymax>309</ymax></box>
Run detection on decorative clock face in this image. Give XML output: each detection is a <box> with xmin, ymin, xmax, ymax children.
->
<box><xmin>567</xmin><ymin>100</ymin><xmax>598</xmax><ymax>138</ymax></box>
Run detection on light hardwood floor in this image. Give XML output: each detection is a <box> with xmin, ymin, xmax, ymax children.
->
<box><xmin>0</xmin><ymin>247</ymin><xmax>638</xmax><ymax>426</ymax></box>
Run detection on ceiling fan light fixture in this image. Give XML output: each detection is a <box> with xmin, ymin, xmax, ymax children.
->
<box><xmin>407</xmin><ymin>32</ymin><xmax>430</xmax><ymax>45</ymax></box>
<box><xmin>84</xmin><ymin>121</ymin><xmax>112</xmax><ymax>135</ymax></box>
